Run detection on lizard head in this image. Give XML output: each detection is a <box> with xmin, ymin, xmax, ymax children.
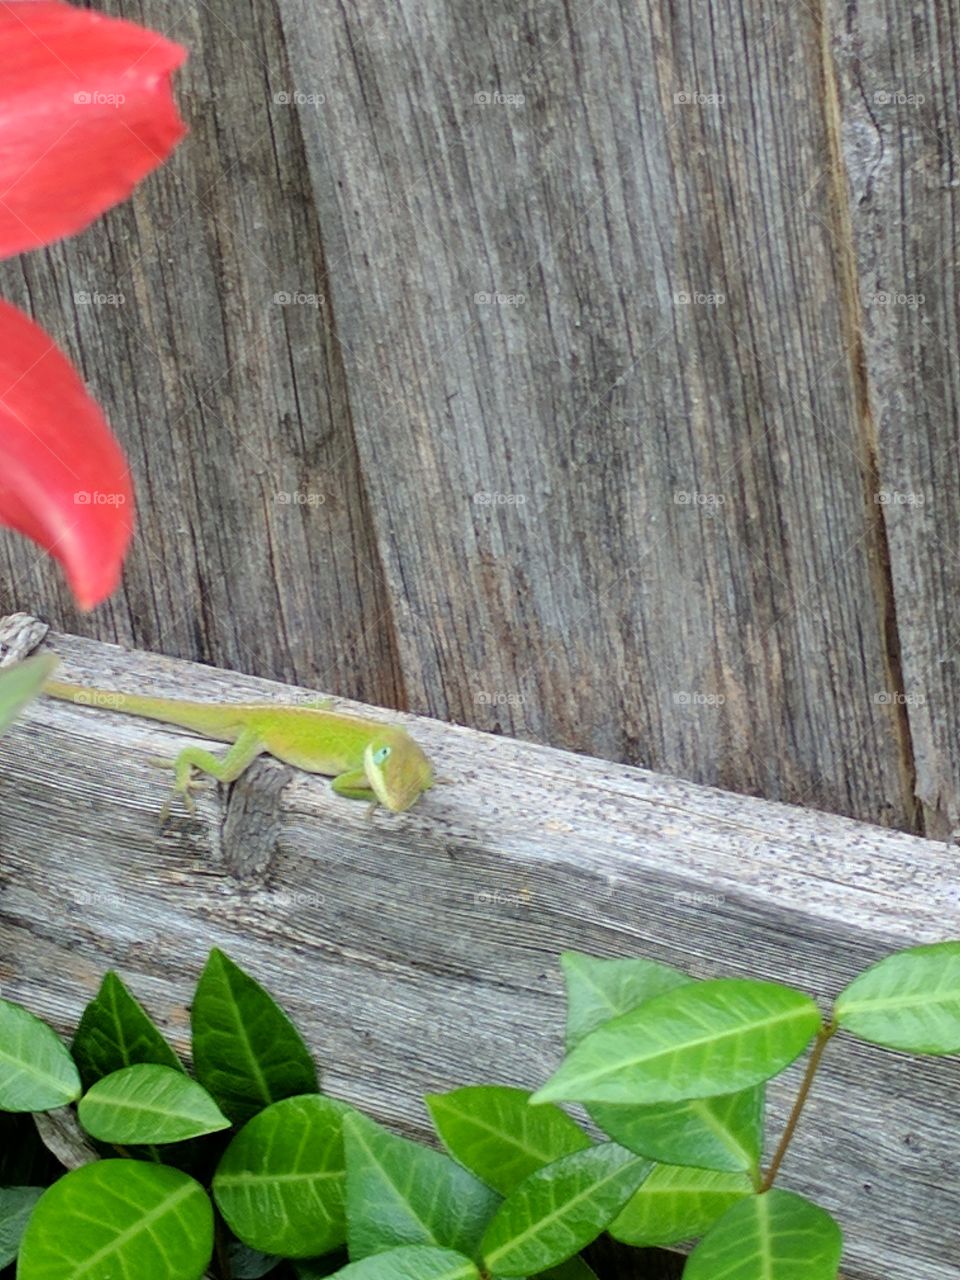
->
<box><xmin>363</xmin><ymin>729</ymin><xmax>434</xmax><ymax>812</ymax></box>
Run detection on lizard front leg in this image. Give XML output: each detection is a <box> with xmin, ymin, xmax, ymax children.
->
<box><xmin>154</xmin><ymin>727</ymin><xmax>265</xmax><ymax>817</ymax></box>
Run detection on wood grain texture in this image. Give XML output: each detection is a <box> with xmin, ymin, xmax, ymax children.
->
<box><xmin>0</xmin><ymin>0</ymin><xmax>936</xmax><ymax>835</ymax></box>
<box><xmin>0</xmin><ymin>0</ymin><xmax>403</xmax><ymax>708</ymax></box>
<box><xmin>278</xmin><ymin>0</ymin><xmax>915</xmax><ymax>826</ymax></box>
<box><xmin>827</xmin><ymin>0</ymin><xmax>960</xmax><ymax>838</ymax></box>
<box><xmin>1</xmin><ymin>628</ymin><xmax>957</xmax><ymax>1280</ymax></box>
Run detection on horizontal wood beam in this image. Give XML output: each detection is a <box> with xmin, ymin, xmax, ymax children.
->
<box><xmin>0</xmin><ymin>618</ymin><xmax>956</xmax><ymax>1280</ymax></box>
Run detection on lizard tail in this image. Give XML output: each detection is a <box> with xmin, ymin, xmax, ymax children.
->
<box><xmin>42</xmin><ymin>678</ymin><xmax>236</xmax><ymax>737</ymax></box>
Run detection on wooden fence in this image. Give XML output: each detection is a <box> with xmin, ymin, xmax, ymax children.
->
<box><xmin>0</xmin><ymin>0</ymin><xmax>957</xmax><ymax>838</ymax></box>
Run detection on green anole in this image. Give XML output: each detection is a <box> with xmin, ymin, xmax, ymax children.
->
<box><xmin>43</xmin><ymin>679</ymin><xmax>435</xmax><ymax>814</ymax></box>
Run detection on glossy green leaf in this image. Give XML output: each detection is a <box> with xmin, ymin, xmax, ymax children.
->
<box><xmin>835</xmin><ymin>942</ymin><xmax>960</xmax><ymax>1053</ymax></box>
<box><xmin>0</xmin><ymin>654</ymin><xmax>57</xmax><ymax>736</ymax></box>
<box><xmin>534</xmin><ymin>980</ymin><xmax>821</xmax><ymax>1105</ymax></box>
<box><xmin>191</xmin><ymin>949</ymin><xmax>319</xmax><ymax>1124</ymax></box>
<box><xmin>17</xmin><ymin>1160</ymin><xmax>213</xmax><ymax>1280</ymax></box>
<box><xmin>562</xmin><ymin>951</ymin><xmax>692</xmax><ymax>1048</ymax></box>
<box><xmin>610</xmin><ymin>1164</ymin><xmax>753</xmax><ymax>1246</ymax></box>
<box><xmin>427</xmin><ymin>1086</ymin><xmax>591</xmax><ymax>1194</ymax></box>
<box><xmin>344</xmin><ymin>1111</ymin><xmax>499</xmax><ymax>1261</ymax></box>
<box><xmin>0</xmin><ymin>1186</ymin><xmax>42</xmax><ymax>1268</ymax></box>
<box><xmin>329</xmin><ymin>1245</ymin><xmax>481</xmax><ymax>1279</ymax></box>
<box><xmin>685</xmin><ymin>1189</ymin><xmax>842</xmax><ymax>1279</ymax></box>
<box><xmin>589</xmin><ymin>1087</ymin><xmax>764</xmax><ymax>1173</ymax></box>
<box><xmin>72</xmin><ymin>970</ymin><xmax>183</xmax><ymax>1089</ymax></box>
<box><xmin>481</xmin><ymin>1145</ymin><xmax>651</xmax><ymax>1277</ymax></box>
<box><xmin>78</xmin><ymin>1064</ymin><xmax>230</xmax><ymax>1144</ymax></box>
<box><xmin>0</xmin><ymin>998</ymin><xmax>81</xmax><ymax>1112</ymax></box>
<box><xmin>214</xmin><ymin>1094</ymin><xmax>351</xmax><ymax>1258</ymax></box>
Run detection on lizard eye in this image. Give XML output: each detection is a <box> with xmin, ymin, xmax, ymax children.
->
<box><xmin>372</xmin><ymin>746</ymin><xmax>391</xmax><ymax>765</ymax></box>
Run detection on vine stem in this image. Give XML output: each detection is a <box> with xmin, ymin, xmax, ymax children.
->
<box><xmin>761</xmin><ymin>1020</ymin><xmax>837</xmax><ymax>1192</ymax></box>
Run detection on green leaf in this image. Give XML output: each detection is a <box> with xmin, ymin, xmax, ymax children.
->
<box><xmin>684</xmin><ymin>1189</ymin><xmax>842</xmax><ymax>1279</ymax></box>
<box><xmin>589</xmin><ymin>1087</ymin><xmax>764</xmax><ymax>1173</ymax></box>
<box><xmin>229</xmin><ymin>1241</ymin><xmax>282</xmax><ymax>1278</ymax></box>
<box><xmin>561</xmin><ymin>951</ymin><xmax>692</xmax><ymax>1047</ymax></box>
<box><xmin>78</xmin><ymin>1064</ymin><xmax>230</xmax><ymax>1144</ymax></box>
<box><xmin>17</xmin><ymin>1159</ymin><xmax>213</xmax><ymax>1280</ymax></box>
<box><xmin>191</xmin><ymin>948</ymin><xmax>319</xmax><ymax>1124</ymax></box>
<box><xmin>0</xmin><ymin>653</ymin><xmax>58</xmax><ymax>736</ymax></box>
<box><xmin>481</xmin><ymin>1145</ymin><xmax>651</xmax><ymax>1277</ymax></box>
<box><xmin>610</xmin><ymin>1164</ymin><xmax>753</xmax><ymax>1246</ymax></box>
<box><xmin>427</xmin><ymin>1086</ymin><xmax>591</xmax><ymax>1194</ymax></box>
<box><xmin>0</xmin><ymin>998</ymin><xmax>81</xmax><ymax>1111</ymax></box>
<box><xmin>328</xmin><ymin>1245</ymin><xmax>481</xmax><ymax>1279</ymax></box>
<box><xmin>834</xmin><ymin>942</ymin><xmax>960</xmax><ymax>1053</ymax></box>
<box><xmin>72</xmin><ymin>970</ymin><xmax>183</xmax><ymax>1089</ymax></box>
<box><xmin>214</xmin><ymin>1094</ymin><xmax>352</xmax><ymax>1258</ymax></box>
<box><xmin>534</xmin><ymin>979</ymin><xmax>821</xmax><ymax>1105</ymax></box>
<box><xmin>0</xmin><ymin>1186</ymin><xmax>42</xmax><ymax>1268</ymax></box>
<box><xmin>344</xmin><ymin>1111</ymin><xmax>500</xmax><ymax>1261</ymax></box>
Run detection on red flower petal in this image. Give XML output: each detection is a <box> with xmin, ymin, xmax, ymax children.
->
<box><xmin>0</xmin><ymin>299</ymin><xmax>133</xmax><ymax>608</ymax></box>
<box><xmin>0</xmin><ymin>1</ymin><xmax>187</xmax><ymax>257</ymax></box>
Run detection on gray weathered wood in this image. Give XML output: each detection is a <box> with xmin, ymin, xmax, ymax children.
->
<box><xmin>829</xmin><ymin>0</ymin><xmax>960</xmax><ymax>838</ymax></box>
<box><xmin>0</xmin><ymin>0</ymin><xmax>938</xmax><ymax>837</ymax></box>
<box><xmin>1</xmin><ymin>628</ymin><xmax>957</xmax><ymax>1280</ymax></box>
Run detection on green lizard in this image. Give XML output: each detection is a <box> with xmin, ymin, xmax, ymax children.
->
<box><xmin>43</xmin><ymin>679</ymin><xmax>435</xmax><ymax>814</ymax></box>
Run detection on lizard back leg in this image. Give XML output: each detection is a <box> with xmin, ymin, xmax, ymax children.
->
<box><xmin>156</xmin><ymin>727</ymin><xmax>265</xmax><ymax>817</ymax></box>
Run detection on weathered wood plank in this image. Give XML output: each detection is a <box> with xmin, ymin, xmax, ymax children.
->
<box><xmin>0</xmin><ymin>0</ymin><xmax>404</xmax><ymax>707</ymax></box>
<box><xmin>0</xmin><ymin>627</ymin><xmax>956</xmax><ymax>1280</ymax></box>
<box><xmin>277</xmin><ymin>0</ymin><xmax>916</xmax><ymax>829</ymax></box>
<box><xmin>828</xmin><ymin>0</ymin><xmax>960</xmax><ymax>838</ymax></box>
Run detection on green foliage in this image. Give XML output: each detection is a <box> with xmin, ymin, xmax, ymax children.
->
<box><xmin>17</xmin><ymin>1160</ymin><xmax>213</xmax><ymax>1279</ymax></box>
<box><xmin>0</xmin><ymin>998</ymin><xmax>81</xmax><ymax>1112</ymax></box>
<box><xmin>0</xmin><ymin>942</ymin><xmax>954</xmax><ymax>1280</ymax></box>
<box><xmin>0</xmin><ymin>1186</ymin><xmax>42</xmax><ymax>1267</ymax></box>
<box><xmin>684</xmin><ymin>1189</ymin><xmax>842</xmax><ymax>1280</ymax></box>
<box><xmin>834</xmin><ymin>942</ymin><xmax>960</xmax><ymax>1053</ymax></box>
<box><xmin>0</xmin><ymin>653</ymin><xmax>57</xmax><ymax>737</ymax></box>
<box><xmin>480</xmin><ymin>1145</ymin><xmax>651</xmax><ymax>1276</ymax></box>
<box><xmin>344</xmin><ymin>1111</ymin><xmax>499</xmax><ymax>1261</ymax></box>
<box><xmin>534</xmin><ymin>978</ymin><xmax>822</xmax><ymax>1105</ymax></box>
<box><xmin>78</xmin><ymin>1064</ymin><xmax>230</xmax><ymax>1144</ymax></box>
<box><xmin>609</xmin><ymin>1164</ymin><xmax>753</xmax><ymax>1246</ymax></box>
<box><xmin>427</xmin><ymin>1086</ymin><xmax>591</xmax><ymax>1194</ymax></box>
<box><xmin>214</xmin><ymin>1094</ymin><xmax>353</xmax><ymax>1258</ymax></box>
<box><xmin>72</xmin><ymin>970</ymin><xmax>183</xmax><ymax>1089</ymax></box>
<box><xmin>191</xmin><ymin>948</ymin><xmax>319</xmax><ymax>1124</ymax></box>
